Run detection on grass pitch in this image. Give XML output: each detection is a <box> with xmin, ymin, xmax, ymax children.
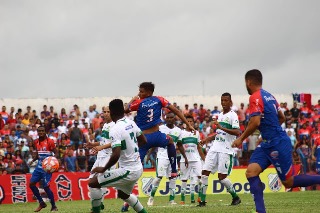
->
<box><xmin>1</xmin><ymin>191</ymin><xmax>319</xmax><ymax>213</ymax></box>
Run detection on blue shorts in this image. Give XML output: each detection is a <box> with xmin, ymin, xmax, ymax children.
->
<box><xmin>139</xmin><ymin>131</ymin><xmax>170</xmax><ymax>162</ymax></box>
<box><xmin>249</xmin><ymin>136</ymin><xmax>294</xmax><ymax>181</ymax></box>
<box><xmin>30</xmin><ymin>168</ymin><xmax>52</xmax><ymax>187</ymax></box>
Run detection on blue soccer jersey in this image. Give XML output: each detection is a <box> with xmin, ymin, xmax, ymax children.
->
<box><xmin>129</xmin><ymin>96</ymin><xmax>170</xmax><ymax>131</ymax></box>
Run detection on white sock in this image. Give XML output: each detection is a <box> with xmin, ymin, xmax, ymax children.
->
<box><xmin>169</xmin><ymin>178</ymin><xmax>176</xmax><ymax>200</ymax></box>
<box><xmin>150</xmin><ymin>177</ymin><xmax>161</xmax><ymax>197</ymax></box>
<box><xmin>201</xmin><ymin>175</ymin><xmax>208</xmax><ymax>197</ymax></box>
<box><xmin>90</xmin><ymin>188</ymin><xmax>102</xmax><ymax>208</ymax></box>
<box><xmin>220</xmin><ymin>178</ymin><xmax>237</xmax><ymax>198</ymax></box>
<box><xmin>100</xmin><ymin>188</ymin><xmax>107</xmax><ymax>203</ymax></box>
<box><xmin>124</xmin><ymin>194</ymin><xmax>144</xmax><ymax>212</ymax></box>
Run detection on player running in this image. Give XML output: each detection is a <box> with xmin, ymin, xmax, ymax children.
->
<box><xmin>125</xmin><ymin>82</ymin><xmax>195</xmax><ymax>178</ymax></box>
<box><xmin>146</xmin><ymin>112</ymin><xmax>188</xmax><ymax>206</ymax></box>
<box><xmin>179</xmin><ymin>115</ymin><xmax>205</xmax><ymax>205</ymax></box>
<box><xmin>89</xmin><ymin>99</ymin><xmax>147</xmax><ymax>213</ymax></box>
<box><xmin>85</xmin><ymin>107</ymin><xmax>115</xmax><ymax>212</ymax></box>
<box><xmin>198</xmin><ymin>92</ymin><xmax>241</xmax><ymax>207</ymax></box>
<box><xmin>232</xmin><ymin>69</ymin><xmax>320</xmax><ymax>213</ymax></box>
<box><xmin>28</xmin><ymin>125</ymin><xmax>58</xmax><ymax>212</ymax></box>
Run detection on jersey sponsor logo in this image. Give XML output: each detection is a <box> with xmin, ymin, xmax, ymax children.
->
<box><xmin>54</xmin><ymin>174</ymin><xmax>72</xmax><ymax>200</ymax></box>
<box><xmin>270</xmin><ymin>151</ymin><xmax>279</xmax><ymax>159</ymax></box>
<box><xmin>263</xmin><ymin>95</ymin><xmax>276</xmax><ymax>102</ymax></box>
<box><xmin>125</xmin><ymin>124</ymin><xmax>134</xmax><ymax>130</ymax></box>
<box><xmin>267</xmin><ymin>173</ymin><xmax>282</xmax><ymax>192</ymax></box>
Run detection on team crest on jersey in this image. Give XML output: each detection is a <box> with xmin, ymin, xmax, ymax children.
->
<box><xmin>141</xmin><ymin>177</ymin><xmax>154</xmax><ymax>196</ymax></box>
<box><xmin>267</xmin><ymin>173</ymin><xmax>282</xmax><ymax>192</ymax></box>
<box><xmin>270</xmin><ymin>151</ymin><xmax>279</xmax><ymax>159</ymax></box>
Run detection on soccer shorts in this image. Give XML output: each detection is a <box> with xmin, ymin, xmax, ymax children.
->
<box><xmin>139</xmin><ymin>131</ymin><xmax>170</xmax><ymax>163</ymax></box>
<box><xmin>249</xmin><ymin>136</ymin><xmax>293</xmax><ymax>181</ymax></box>
<box><xmin>30</xmin><ymin>169</ymin><xmax>52</xmax><ymax>187</ymax></box>
<box><xmin>97</xmin><ymin>168</ymin><xmax>143</xmax><ymax>194</ymax></box>
<box><xmin>203</xmin><ymin>151</ymin><xmax>233</xmax><ymax>175</ymax></box>
<box><xmin>156</xmin><ymin>158</ymin><xmax>175</xmax><ymax>178</ymax></box>
<box><xmin>89</xmin><ymin>155</ymin><xmax>115</xmax><ymax>178</ymax></box>
<box><xmin>180</xmin><ymin>161</ymin><xmax>202</xmax><ymax>180</ymax></box>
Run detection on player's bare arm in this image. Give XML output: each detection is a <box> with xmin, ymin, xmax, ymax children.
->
<box><xmin>91</xmin><ymin>143</ymin><xmax>112</xmax><ymax>155</ymax></box>
<box><xmin>168</xmin><ymin>105</ymin><xmax>195</xmax><ymax>132</ymax></box>
<box><xmin>215</xmin><ymin>120</ymin><xmax>241</xmax><ymax>136</ymax></box>
<box><xmin>137</xmin><ymin>134</ymin><xmax>147</xmax><ymax>148</ymax></box>
<box><xmin>277</xmin><ymin>110</ymin><xmax>286</xmax><ymax>125</ymax></box>
<box><xmin>177</xmin><ymin>141</ymin><xmax>189</xmax><ymax>168</ymax></box>
<box><xmin>124</xmin><ymin>95</ymin><xmax>139</xmax><ymax>113</ymax></box>
<box><xmin>232</xmin><ymin>115</ymin><xmax>260</xmax><ymax>148</ymax></box>
<box><xmin>197</xmin><ymin>144</ymin><xmax>206</xmax><ymax>162</ymax></box>
<box><xmin>91</xmin><ymin>146</ymin><xmax>121</xmax><ymax>173</ymax></box>
<box><xmin>199</xmin><ymin>134</ymin><xmax>216</xmax><ymax>146</ymax></box>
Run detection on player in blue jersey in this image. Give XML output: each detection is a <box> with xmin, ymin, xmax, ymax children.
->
<box><xmin>28</xmin><ymin>125</ymin><xmax>58</xmax><ymax>212</ymax></box>
<box><xmin>232</xmin><ymin>69</ymin><xmax>320</xmax><ymax>213</ymax></box>
<box><xmin>125</xmin><ymin>82</ymin><xmax>194</xmax><ymax>177</ymax></box>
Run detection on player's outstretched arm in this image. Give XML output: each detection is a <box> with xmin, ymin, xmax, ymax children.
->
<box><xmin>167</xmin><ymin>105</ymin><xmax>195</xmax><ymax>132</ymax></box>
<box><xmin>177</xmin><ymin>141</ymin><xmax>188</xmax><ymax>168</ymax></box>
<box><xmin>137</xmin><ymin>134</ymin><xmax>147</xmax><ymax>148</ymax></box>
<box><xmin>232</xmin><ymin>115</ymin><xmax>260</xmax><ymax>148</ymax></box>
<box><xmin>197</xmin><ymin>144</ymin><xmax>206</xmax><ymax>162</ymax></box>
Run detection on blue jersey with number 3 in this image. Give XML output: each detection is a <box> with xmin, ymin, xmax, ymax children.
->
<box><xmin>129</xmin><ymin>96</ymin><xmax>170</xmax><ymax>131</ymax></box>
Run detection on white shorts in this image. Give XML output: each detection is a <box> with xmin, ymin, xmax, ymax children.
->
<box><xmin>97</xmin><ymin>168</ymin><xmax>143</xmax><ymax>194</ymax></box>
<box><xmin>89</xmin><ymin>156</ymin><xmax>115</xmax><ymax>178</ymax></box>
<box><xmin>180</xmin><ymin>161</ymin><xmax>202</xmax><ymax>181</ymax></box>
<box><xmin>203</xmin><ymin>151</ymin><xmax>233</xmax><ymax>175</ymax></box>
<box><xmin>156</xmin><ymin>158</ymin><xmax>171</xmax><ymax>178</ymax></box>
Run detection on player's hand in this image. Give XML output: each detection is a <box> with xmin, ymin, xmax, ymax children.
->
<box><xmin>84</xmin><ymin>142</ymin><xmax>94</xmax><ymax>149</ymax></box>
<box><xmin>188</xmin><ymin>125</ymin><xmax>196</xmax><ymax>134</ymax></box>
<box><xmin>214</xmin><ymin>120</ymin><xmax>221</xmax><ymax>129</ymax></box>
<box><xmin>184</xmin><ymin>158</ymin><xmax>189</xmax><ymax>168</ymax></box>
<box><xmin>232</xmin><ymin>138</ymin><xmax>243</xmax><ymax>148</ymax></box>
<box><xmin>91</xmin><ymin>167</ymin><xmax>105</xmax><ymax>173</ymax></box>
<box><xmin>92</xmin><ymin>146</ymin><xmax>102</xmax><ymax>153</ymax></box>
<box><xmin>130</xmin><ymin>95</ymin><xmax>140</xmax><ymax>102</ymax></box>
<box><xmin>312</xmin><ymin>156</ymin><xmax>316</xmax><ymax>161</ymax></box>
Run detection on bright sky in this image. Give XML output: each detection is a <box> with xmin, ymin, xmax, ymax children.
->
<box><xmin>1</xmin><ymin>0</ymin><xmax>319</xmax><ymax>98</ymax></box>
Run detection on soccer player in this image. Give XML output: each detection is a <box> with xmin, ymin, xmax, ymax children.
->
<box><xmin>232</xmin><ymin>69</ymin><xmax>320</xmax><ymax>213</ymax></box>
<box><xmin>198</xmin><ymin>93</ymin><xmax>241</xmax><ymax>207</ymax></box>
<box><xmin>125</xmin><ymin>82</ymin><xmax>195</xmax><ymax>178</ymax></box>
<box><xmin>146</xmin><ymin>112</ymin><xmax>188</xmax><ymax>206</ymax></box>
<box><xmin>89</xmin><ymin>99</ymin><xmax>147</xmax><ymax>213</ymax></box>
<box><xmin>179</xmin><ymin>115</ymin><xmax>205</xmax><ymax>205</ymax></box>
<box><xmin>28</xmin><ymin>125</ymin><xmax>58</xmax><ymax>212</ymax></box>
<box><xmin>85</xmin><ymin>106</ymin><xmax>115</xmax><ymax>212</ymax></box>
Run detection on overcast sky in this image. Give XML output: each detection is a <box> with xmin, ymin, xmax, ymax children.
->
<box><xmin>1</xmin><ymin>1</ymin><xmax>319</xmax><ymax>99</ymax></box>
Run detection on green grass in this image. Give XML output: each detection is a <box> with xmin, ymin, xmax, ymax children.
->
<box><xmin>1</xmin><ymin>191</ymin><xmax>320</xmax><ymax>213</ymax></box>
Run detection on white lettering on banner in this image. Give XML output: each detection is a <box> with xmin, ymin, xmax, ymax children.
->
<box><xmin>11</xmin><ymin>175</ymin><xmax>27</xmax><ymax>203</ymax></box>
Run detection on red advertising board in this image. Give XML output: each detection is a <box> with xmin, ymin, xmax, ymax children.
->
<box><xmin>0</xmin><ymin>172</ymin><xmax>138</xmax><ymax>204</ymax></box>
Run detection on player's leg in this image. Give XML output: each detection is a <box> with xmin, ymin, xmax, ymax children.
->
<box><xmin>148</xmin><ymin>158</ymin><xmax>167</xmax><ymax>206</ymax></box>
<box><xmin>43</xmin><ymin>172</ymin><xmax>58</xmax><ymax>211</ymax></box>
<box><xmin>190</xmin><ymin>161</ymin><xmax>202</xmax><ymax>203</ymax></box>
<box><xmin>217</xmin><ymin>153</ymin><xmax>240</xmax><ymax>205</ymax></box>
<box><xmin>272</xmin><ymin>137</ymin><xmax>320</xmax><ymax>189</ymax></box>
<box><xmin>168</xmin><ymin>177</ymin><xmax>177</xmax><ymax>204</ymax></box>
<box><xmin>118</xmin><ymin>190</ymin><xmax>147</xmax><ymax>213</ymax></box>
<box><xmin>179</xmin><ymin>162</ymin><xmax>190</xmax><ymax>205</ymax></box>
<box><xmin>247</xmin><ymin>146</ymin><xmax>270</xmax><ymax>213</ymax></box>
<box><xmin>198</xmin><ymin>151</ymin><xmax>218</xmax><ymax>206</ymax></box>
<box><xmin>29</xmin><ymin>170</ymin><xmax>47</xmax><ymax>212</ymax></box>
<box><xmin>88</xmin><ymin>176</ymin><xmax>103</xmax><ymax>213</ymax></box>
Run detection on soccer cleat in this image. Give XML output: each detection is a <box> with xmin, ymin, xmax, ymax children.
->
<box><xmin>231</xmin><ymin>196</ymin><xmax>241</xmax><ymax>205</ymax></box>
<box><xmin>197</xmin><ymin>201</ymin><xmax>206</xmax><ymax>207</ymax></box>
<box><xmin>100</xmin><ymin>203</ymin><xmax>105</xmax><ymax>210</ymax></box>
<box><xmin>50</xmin><ymin>206</ymin><xmax>58</xmax><ymax>211</ymax></box>
<box><xmin>169</xmin><ymin>200</ymin><xmax>177</xmax><ymax>205</ymax></box>
<box><xmin>170</xmin><ymin>172</ymin><xmax>179</xmax><ymax>178</ymax></box>
<box><xmin>121</xmin><ymin>203</ymin><xmax>130</xmax><ymax>212</ymax></box>
<box><xmin>34</xmin><ymin>202</ymin><xmax>47</xmax><ymax>212</ymax></box>
<box><xmin>191</xmin><ymin>200</ymin><xmax>195</xmax><ymax>203</ymax></box>
<box><xmin>197</xmin><ymin>197</ymin><xmax>201</xmax><ymax>203</ymax></box>
<box><xmin>147</xmin><ymin>197</ymin><xmax>154</xmax><ymax>206</ymax></box>
<box><xmin>180</xmin><ymin>201</ymin><xmax>185</xmax><ymax>205</ymax></box>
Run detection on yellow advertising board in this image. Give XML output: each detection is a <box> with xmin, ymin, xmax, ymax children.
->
<box><xmin>138</xmin><ymin>168</ymin><xmax>284</xmax><ymax>197</ymax></box>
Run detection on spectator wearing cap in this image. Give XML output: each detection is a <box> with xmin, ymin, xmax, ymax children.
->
<box><xmin>68</xmin><ymin>120</ymin><xmax>83</xmax><ymax>150</ymax></box>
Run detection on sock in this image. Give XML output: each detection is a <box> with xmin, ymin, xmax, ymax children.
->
<box><xmin>124</xmin><ymin>194</ymin><xmax>145</xmax><ymax>213</ymax></box>
<box><xmin>167</xmin><ymin>143</ymin><xmax>177</xmax><ymax>173</ymax></box>
<box><xmin>292</xmin><ymin>174</ymin><xmax>320</xmax><ymax>187</ymax></box>
<box><xmin>169</xmin><ymin>178</ymin><xmax>176</xmax><ymax>201</ymax></box>
<box><xmin>100</xmin><ymin>188</ymin><xmax>107</xmax><ymax>203</ymax></box>
<box><xmin>151</xmin><ymin>177</ymin><xmax>161</xmax><ymax>197</ymax></box>
<box><xmin>220</xmin><ymin>178</ymin><xmax>238</xmax><ymax>199</ymax></box>
<box><xmin>200</xmin><ymin>175</ymin><xmax>208</xmax><ymax>202</ymax></box>
<box><xmin>248</xmin><ymin>176</ymin><xmax>266</xmax><ymax>213</ymax></box>
<box><xmin>181</xmin><ymin>181</ymin><xmax>187</xmax><ymax>202</ymax></box>
<box><xmin>43</xmin><ymin>186</ymin><xmax>56</xmax><ymax>207</ymax></box>
<box><xmin>90</xmin><ymin>188</ymin><xmax>102</xmax><ymax>213</ymax></box>
<box><xmin>190</xmin><ymin>183</ymin><xmax>195</xmax><ymax>201</ymax></box>
<box><xmin>30</xmin><ymin>185</ymin><xmax>44</xmax><ymax>203</ymax></box>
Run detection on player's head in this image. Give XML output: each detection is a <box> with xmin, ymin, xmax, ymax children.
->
<box><xmin>139</xmin><ymin>82</ymin><xmax>155</xmax><ymax>98</ymax></box>
<box><xmin>165</xmin><ymin>112</ymin><xmax>176</xmax><ymax>126</ymax></box>
<box><xmin>103</xmin><ymin>106</ymin><xmax>112</xmax><ymax>123</ymax></box>
<box><xmin>185</xmin><ymin>115</ymin><xmax>194</xmax><ymax>129</ymax></box>
<box><xmin>221</xmin><ymin>92</ymin><xmax>232</xmax><ymax>112</ymax></box>
<box><xmin>245</xmin><ymin>69</ymin><xmax>263</xmax><ymax>95</ymax></box>
<box><xmin>109</xmin><ymin>99</ymin><xmax>124</xmax><ymax>122</ymax></box>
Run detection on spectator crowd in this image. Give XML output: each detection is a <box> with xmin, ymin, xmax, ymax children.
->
<box><xmin>0</xmin><ymin>99</ymin><xmax>320</xmax><ymax>176</ymax></box>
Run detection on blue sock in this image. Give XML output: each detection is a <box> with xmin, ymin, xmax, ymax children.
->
<box><xmin>292</xmin><ymin>174</ymin><xmax>320</xmax><ymax>187</ymax></box>
<box><xmin>30</xmin><ymin>185</ymin><xmax>44</xmax><ymax>203</ymax></box>
<box><xmin>167</xmin><ymin>143</ymin><xmax>177</xmax><ymax>173</ymax></box>
<box><xmin>44</xmin><ymin>186</ymin><xmax>56</xmax><ymax>207</ymax></box>
<box><xmin>248</xmin><ymin>176</ymin><xmax>266</xmax><ymax>213</ymax></box>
